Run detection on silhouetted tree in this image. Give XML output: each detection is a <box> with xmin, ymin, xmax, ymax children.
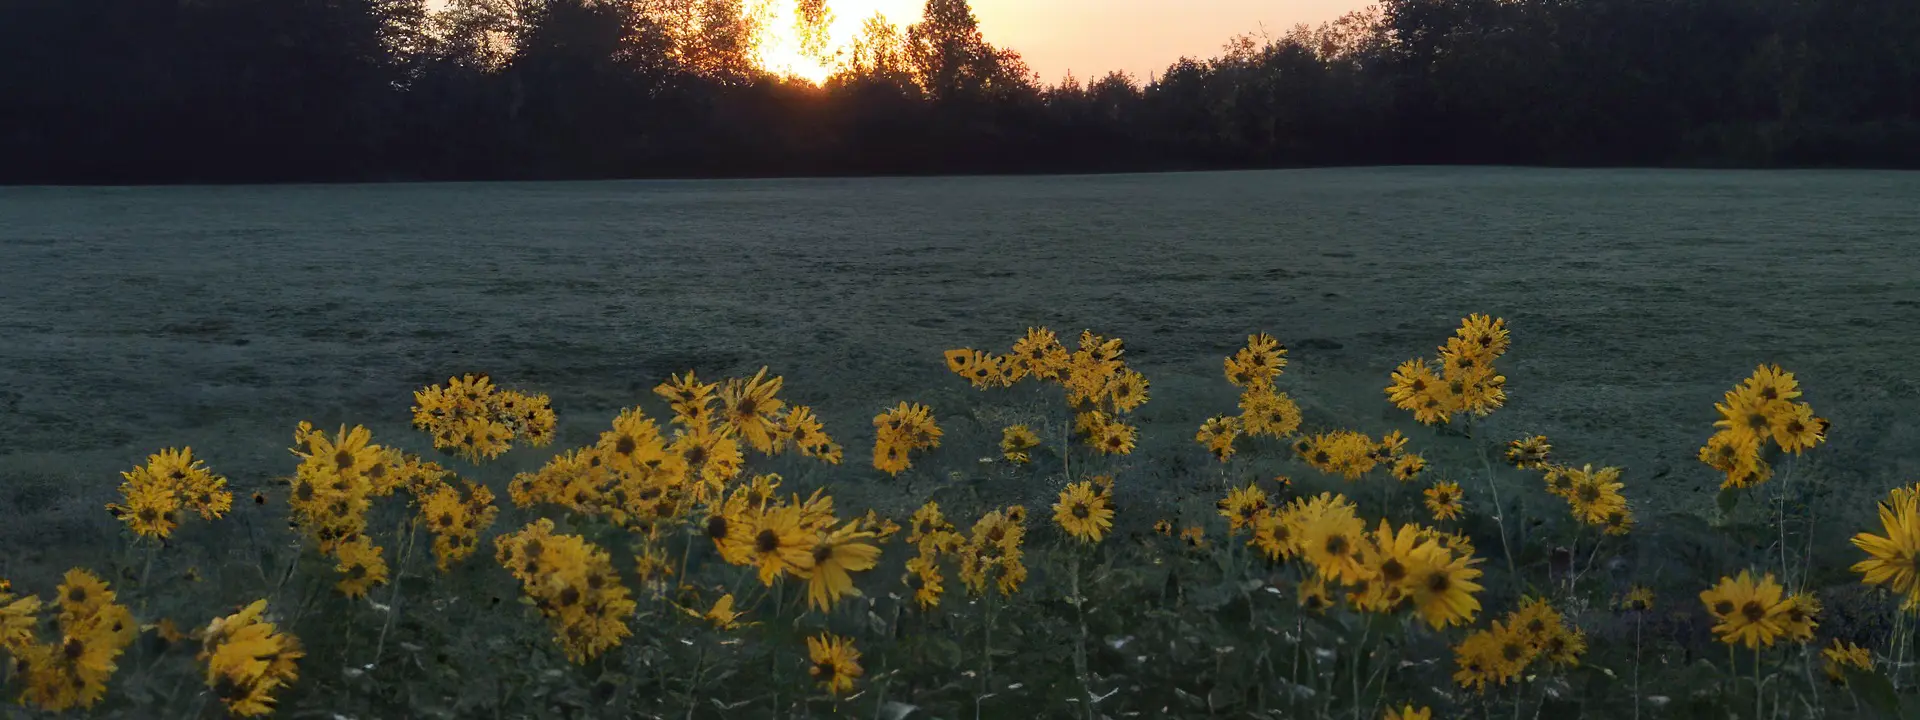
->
<box><xmin>2</xmin><ymin>0</ymin><xmax>1918</xmax><ymax>183</ymax></box>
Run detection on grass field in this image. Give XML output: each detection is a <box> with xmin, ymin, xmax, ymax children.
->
<box><xmin>5</xmin><ymin>167</ymin><xmax>1920</xmax><ymax>716</ymax></box>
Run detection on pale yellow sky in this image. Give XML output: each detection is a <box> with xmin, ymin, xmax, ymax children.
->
<box><xmin>756</xmin><ymin>0</ymin><xmax>1374</xmax><ymax>84</ymax></box>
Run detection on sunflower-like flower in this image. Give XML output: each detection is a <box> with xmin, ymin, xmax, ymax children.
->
<box><xmin>1300</xmin><ymin>504</ymin><xmax>1368</xmax><ymax>585</ymax></box>
<box><xmin>904</xmin><ymin>547</ymin><xmax>947</xmax><ymax>609</ymax></box>
<box><xmin>1852</xmin><ymin>488</ymin><xmax>1920</xmax><ymax>608</ymax></box>
<box><xmin>1010</xmin><ymin>327</ymin><xmax>1070</xmax><ymax>381</ymax></box>
<box><xmin>1195</xmin><ymin>415</ymin><xmax>1240</xmax><ymax>461</ymax></box>
<box><xmin>1424</xmin><ymin>481</ymin><xmax>1464</xmax><ymax>521</ymax></box>
<box><xmin>796</xmin><ymin>522</ymin><xmax>882</xmax><ymax>612</ymax></box>
<box><xmin>1295</xmin><ymin>431</ymin><xmax>1382</xmax><ymax>480</ymax></box>
<box><xmin>1106</xmin><ymin>369</ymin><xmax>1150</xmax><ymax>412</ymax></box>
<box><xmin>1052</xmin><ymin>481</ymin><xmax>1114</xmax><ymax>544</ymax></box>
<box><xmin>110</xmin><ymin>447</ymin><xmax>233</xmax><ymax>540</ymax></box>
<box><xmin>1701</xmin><ymin>570</ymin><xmax>1790</xmax><ymax>648</ymax></box>
<box><xmin>1822</xmin><ymin>639</ymin><xmax>1873</xmax><ymax>683</ymax></box>
<box><xmin>332</xmin><ymin>535</ymin><xmax>389</xmax><ymax>599</ymax></box>
<box><xmin>1406</xmin><ymin>542</ymin><xmax>1483</xmax><ymax>629</ymax></box>
<box><xmin>807</xmin><ymin>633</ymin><xmax>864</xmax><ymax>696</ymax></box>
<box><xmin>1217</xmin><ymin>484</ymin><xmax>1270</xmax><ymax>533</ymax></box>
<box><xmin>907</xmin><ymin>502</ymin><xmax>952</xmax><ymax>546</ymax></box>
<box><xmin>418</xmin><ymin>478</ymin><xmax>499</xmax><ymax>571</ymax></box>
<box><xmin>1391</xmin><ymin>454</ymin><xmax>1427</xmax><ymax>482</ymax></box>
<box><xmin>725</xmin><ymin>505</ymin><xmax>813</xmax><ymax>585</ymax></box>
<box><xmin>1384</xmin><ymin>706</ymin><xmax>1433</xmax><ymax>720</ymax></box>
<box><xmin>654</xmin><ymin>370</ymin><xmax>719</xmax><ymax>428</ymax></box>
<box><xmin>1000</xmin><ymin>424</ymin><xmax>1040</xmax><ymax>463</ymax></box>
<box><xmin>872</xmin><ymin>402</ymin><xmax>941</xmax><ymax>475</ymax></box>
<box><xmin>1238</xmin><ymin>386</ymin><xmax>1302</xmax><ymax>438</ymax></box>
<box><xmin>11</xmin><ymin>568</ymin><xmax>139</xmax><ymax>711</ymax></box>
<box><xmin>492</xmin><ymin>520</ymin><xmax>636</xmax><ymax>663</ymax></box>
<box><xmin>677</xmin><ymin>593</ymin><xmax>747</xmax><ymax>630</ymax></box>
<box><xmin>1223</xmin><ymin>333</ymin><xmax>1288</xmax><ymax>388</ymax></box>
<box><xmin>1505</xmin><ymin>435</ymin><xmax>1552</xmax><ymax>469</ymax></box>
<box><xmin>201</xmin><ymin>599</ymin><xmax>303</xmax><ymax>717</ymax></box>
<box><xmin>1178</xmin><ymin>525</ymin><xmax>1208</xmax><ymax>550</ymax></box>
<box><xmin>1092</xmin><ymin>419</ymin><xmax>1138</xmax><ymax>455</ymax></box>
<box><xmin>1562</xmin><ymin>464</ymin><xmax>1628</xmax><ymax>525</ymax></box>
<box><xmin>718</xmin><ymin>367</ymin><xmax>786</xmax><ymax>454</ymax></box>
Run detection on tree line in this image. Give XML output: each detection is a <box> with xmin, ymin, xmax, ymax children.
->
<box><xmin>1</xmin><ymin>0</ymin><xmax>1916</xmax><ymax>184</ymax></box>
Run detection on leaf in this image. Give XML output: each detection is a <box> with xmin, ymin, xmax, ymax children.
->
<box><xmin>1716</xmin><ymin>487</ymin><xmax>1740</xmax><ymax>517</ymax></box>
<box><xmin>1846</xmin><ymin>667</ymin><xmax>1902</xmax><ymax>718</ymax></box>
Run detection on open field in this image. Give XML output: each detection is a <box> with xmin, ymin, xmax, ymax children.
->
<box><xmin>3</xmin><ymin>167</ymin><xmax>1919</xmax><ymax>579</ymax></box>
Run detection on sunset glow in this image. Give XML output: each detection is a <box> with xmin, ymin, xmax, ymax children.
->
<box><xmin>752</xmin><ymin>0</ymin><xmax>918</xmax><ymax>84</ymax></box>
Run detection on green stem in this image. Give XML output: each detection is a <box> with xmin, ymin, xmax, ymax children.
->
<box><xmin>1470</xmin><ymin>421</ymin><xmax>1518</xmax><ymax>577</ymax></box>
<box><xmin>1071</xmin><ymin>552</ymin><xmax>1096</xmax><ymax>720</ymax></box>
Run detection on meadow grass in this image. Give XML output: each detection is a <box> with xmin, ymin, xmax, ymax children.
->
<box><xmin>1</xmin><ymin>317</ymin><xmax>1914</xmax><ymax>719</ymax></box>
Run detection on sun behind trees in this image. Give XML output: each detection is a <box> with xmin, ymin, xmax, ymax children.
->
<box><xmin>3</xmin><ymin>0</ymin><xmax>1918</xmax><ymax>182</ymax></box>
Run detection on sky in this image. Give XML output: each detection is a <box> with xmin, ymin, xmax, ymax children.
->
<box><xmin>755</xmin><ymin>0</ymin><xmax>1373</xmax><ymax>84</ymax></box>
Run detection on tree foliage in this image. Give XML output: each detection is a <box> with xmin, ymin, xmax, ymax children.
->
<box><xmin>1</xmin><ymin>0</ymin><xmax>1916</xmax><ymax>183</ymax></box>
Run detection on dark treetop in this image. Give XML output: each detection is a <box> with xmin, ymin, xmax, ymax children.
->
<box><xmin>2</xmin><ymin>0</ymin><xmax>1917</xmax><ymax>185</ymax></box>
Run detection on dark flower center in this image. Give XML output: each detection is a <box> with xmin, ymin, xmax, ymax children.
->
<box><xmin>1740</xmin><ymin>600</ymin><xmax>1766</xmax><ymax>622</ymax></box>
<box><xmin>755</xmin><ymin>529</ymin><xmax>780</xmax><ymax>554</ymax></box>
<box><xmin>1379</xmin><ymin>559</ymin><xmax>1406</xmax><ymax>583</ymax></box>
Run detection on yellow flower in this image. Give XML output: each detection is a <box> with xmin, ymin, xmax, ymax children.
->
<box><xmin>1852</xmin><ymin>489</ymin><xmax>1920</xmax><ymax>608</ymax></box>
<box><xmin>905</xmin><ymin>551</ymin><xmax>946</xmax><ymax>609</ymax></box>
<box><xmin>796</xmin><ymin>523</ymin><xmax>882</xmax><ymax>612</ymax></box>
<box><xmin>1093</xmin><ymin>419</ymin><xmax>1137</xmax><ymax>455</ymax></box>
<box><xmin>1300</xmin><ymin>506</ymin><xmax>1368</xmax><ymax>585</ymax></box>
<box><xmin>1451</xmin><ymin>629</ymin><xmax>1504</xmax><ymax>693</ymax></box>
<box><xmin>1713</xmin><ymin>384</ymin><xmax>1790</xmax><ymax>452</ymax></box>
<box><xmin>1701</xmin><ymin>570</ymin><xmax>1789</xmax><ymax>648</ymax></box>
<box><xmin>109</xmin><ymin>477</ymin><xmax>180</xmax><ymax>540</ymax></box>
<box><xmin>807</xmin><ymin>633</ymin><xmax>864</xmax><ymax>696</ymax></box>
<box><xmin>673</xmin><ymin>421</ymin><xmax>744</xmax><ymax>492</ymax></box>
<box><xmin>1297</xmin><ymin>575</ymin><xmax>1333</xmax><ymax>612</ymax></box>
<box><xmin>1238</xmin><ymin>387</ymin><xmax>1303</xmax><ymax>438</ymax></box>
<box><xmin>1224</xmin><ymin>333</ymin><xmax>1288</xmax><ymax>388</ymax></box>
<box><xmin>1456</xmin><ymin>313</ymin><xmax>1510</xmax><ymax>357</ymax></box>
<box><xmin>872</xmin><ymin>435</ymin><xmax>913</xmax><ymax>475</ymax></box>
<box><xmin>1178</xmin><ymin>526</ymin><xmax>1208</xmax><ymax>550</ymax></box>
<box><xmin>332</xmin><ymin>535</ymin><xmax>389</xmax><ymax>599</ymax></box>
<box><xmin>1424</xmin><ymin>482</ymin><xmax>1464</xmax><ymax>521</ymax></box>
<box><xmin>1391</xmin><ymin>454</ymin><xmax>1427</xmax><ymax>482</ymax></box>
<box><xmin>1780</xmin><ymin>593</ymin><xmax>1821</xmax><ymax>643</ymax></box>
<box><xmin>1619</xmin><ymin>585</ymin><xmax>1655</xmax><ymax>611</ymax></box>
<box><xmin>1250</xmin><ymin>509</ymin><xmax>1301</xmax><ymax>561</ymax></box>
<box><xmin>1385</xmin><ymin>358</ymin><xmax>1443</xmax><ymax>421</ymax></box>
<box><xmin>1217</xmin><ymin>484</ymin><xmax>1270</xmax><ymax>533</ymax></box>
<box><xmin>1563</xmin><ymin>464</ymin><xmax>1628</xmax><ymax>525</ymax></box>
<box><xmin>1153</xmin><ymin>519</ymin><xmax>1175</xmax><ymax>536</ymax></box>
<box><xmin>1505</xmin><ymin>435</ymin><xmax>1552</xmax><ymax>469</ymax></box>
<box><xmin>1384</xmin><ymin>705</ymin><xmax>1432</xmax><ymax>720</ymax></box>
<box><xmin>1052</xmin><ymin>481</ymin><xmax>1115</xmax><ymax>543</ymax></box>
<box><xmin>597</xmin><ymin>407</ymin><xmax>666</xmax><ymax>472</ymax></box>
<box><xmin>654</xmin><ymin>370</ymin><xmax>719</xmax><ymax>427</ymax></box>
<box><xmin>719</xmin><ymin>367</ymin><xmax>786</xmax><ymax>454</ymax></box>
<box><xmin>1406</xmin><ymin>543</ymin><xmax>1483</xmax><ymax>629</ymax></box>
<box><xmin>680</xmin><ymin>593</ymin><xmax>746</xmax><ymax>630</ymax></box>
<box><xmin>1773</xmin><ymin>402</ymin><xmax>1826</xmax><ymax>454</ymax></box>
<box><xmin>727</xmin><ymin>505</ymin><xmax>813</xmax><ymax>585</ymax></box>
<box><xmin>1195</xmin><ymin>415</ymin><xmax>1240</xmax><ymax>461</ymax></box>
<box><xmin>1822</xmin><ymin>639</ymin><xmax>1873</xmax><ymax>682</ymax></box>
<box><xmin>908</xmin><ymin>502</ymin><xmax>951</xmax><ymax>545</ymax></box>
<box><xmin>1010</xmin><ymin>327</ymin><xmax>1070</xmax><ymax>381</ymax></box>
<box><xmin>1000</xmin><ymin>424</ymin><xmax>1040</xmax><ymax>463</ymax></box>
<box><xmin>200</xmin><ymin>599</ymin><xmax>303</xmax><ymax>717</ymax></box>
<box><xmin>1106</xmin><ymin>369</ymin><xmax>1150</xmax><ymax>412</ymax></box>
